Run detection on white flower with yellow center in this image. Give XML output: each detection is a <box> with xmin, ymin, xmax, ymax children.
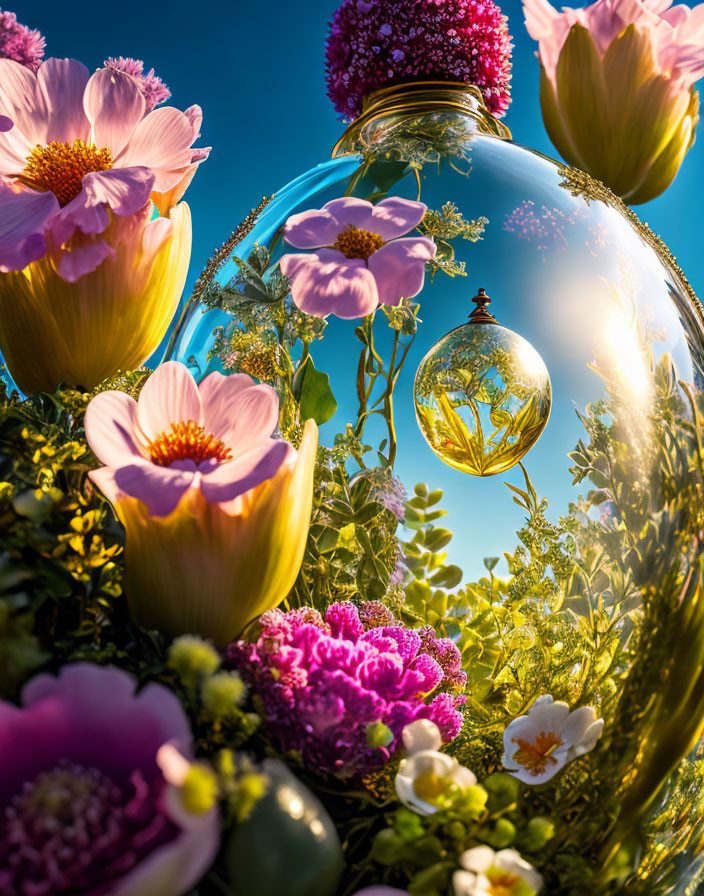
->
<box><xmin>453</xmin><ymin>846</ymin><xmax>544</xmax><ymax>896</ymax></box>
<box><xmin>394</xmin><ymin>720</ymin><xmax>477</xmax><ymax>815</ymax></box>
<box><xmin>502</xmin><ymin>695</ymin><xmax>604</xmax><ymax>785</ymax></box>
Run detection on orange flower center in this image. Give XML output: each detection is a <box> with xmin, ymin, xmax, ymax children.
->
<box><xmin>512</xmin><ymin>731</ymin><xmax>563</xmax><ymax>777</ymax></box>
<box><xmin>332</xmin><ymin>226</ymin><xmax>385</xmax><ymax>260</ymax></box>
<box><xmin>21</xmin><ymin>139</ymin><xmax>113</xmax><ymax>207</ymax></box>
<box><xmin>147</xmin><ymin>420</ymin><xmax>232</xmax><ymax>467</ymax></box>
<box><xmin>487</xmin><ymin>869</ymin><xmax>524</xmax><ymax>896</ymax></box>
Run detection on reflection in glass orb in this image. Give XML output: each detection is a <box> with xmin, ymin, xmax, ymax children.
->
<box><xmin>414</xmin><ymin>289</ymin><xmax>551</xmax><ymax>476</ymax></box>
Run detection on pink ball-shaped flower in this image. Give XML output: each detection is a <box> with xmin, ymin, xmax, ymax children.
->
<box><xmin>0</xmin><ymin>663</ymin><xmax>219</xmax><ymax>895</ymax></box>
<box><xmin>325</xmin><ymin>0</ymin><xmax>513</xmax><ymax>119</ymax></box>
<box><xmin>280</xmin><ymin>196</ymin><xmax>436</xmax><ymax>319</ymax></box>
<box><xmin>227</xmin><ymin>601</ymin><xmax>465</xmax><ymax>778</ymax></box>
<box><xmin>0</xmin><ymin>56</ymin><xmax>210</xmax><ymax>280</ymax></box>
<box><xmin>0</xmin><ymin>8</ymin><xmax>45</xmax><ymax>71</ymax></box>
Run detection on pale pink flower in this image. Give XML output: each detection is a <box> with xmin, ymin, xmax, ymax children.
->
<box><xmin>0</xmin><ymin>57</ymin><xmax>209</xmax><ymax>280</ymax></box>
<box><xmin>85</xmin><ymin>361</ymin><xmax>318</xmax><ymax>644</ymax></box>
<box><xmin>85</xmin><ymin>360</ymin><xmax>293</xmax><ymax>517</ymax></box>
<box><xmin>280</xmin><ymin>196</ymin><xmax>436</xmax><ymax>319</ymax></box>
<box><xmin>524</xmin><ymin>0</ymin><xmax>704</xmax><ymax>89</ymax></box>
<box><xmin>523</xmin><ymin>0</ymin><xmax>704</xmax><ymax>202</ymax></box>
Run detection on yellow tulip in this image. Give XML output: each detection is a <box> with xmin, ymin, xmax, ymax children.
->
<box><xmin>524</xmin><ymin>0</ymin><xmax>704</xmax><ymax>204</ymax></box>
<box><xmin>0</xmin><ymin>202</ymin><xmax>191</xmax><ymax>394</ymax></box>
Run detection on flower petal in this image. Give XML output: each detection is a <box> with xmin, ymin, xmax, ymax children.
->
<box><xmin>117</xmin><ymin>107</ymin><xmax>200</xmax><ymax>192</ymax></box>
<box><xmin>199</xmin><ymin>439</ymin><xmax>292</xmax><ymax>504</ymax></box>
<box><xmin>460</xmin><ymin>845</ymin><xmax>496</xmax><ymax>874</ymax></box>
<box><xmin>368</xmin><ymin>197</ymin><xmax>428</xmax><ymax>240</ymax></box>
<box><xmin>111</xmin><ymin>462</ymin><xmax>196</xmax><ymax>516</ymax></box>
<box><xmin>0</xmin><ymin>58</ymin><xmax>47</xmax><ymax>160</ymax></box>
<box><xmin>284</xmin><ymin>207</ymin><xmax>344</xmax><ymax>249</ymax></box>
<box><xmin>402</xmin><ymin>719</ymin><xmax>443</xmax><ymax>754</ymax></box>
<box><xmin>368</xmin><ymin>237</ymin><xmax>435</xmax><ymax>306</ymax></box>
<box><xmin>37</xmin><ymin>58</ymin><xmax>90</xmax><ymax>144</ymax></box>
<box><xmin>281</xmin><ymin>249</ymin><xmax>379</xmax><ymax>319</ymax></box>
<box><xmin>0</xmin><ymin>115</ymin><xmax>11</xmax><ymax>132</ymax></box>
<box><xmin>55</xmin><ymin>238</ymin><xmax>114</xmax><ymax>283</ymax></box>
<box><xmin>74</xmin><ymin>167</ymin><xmax>155</xmax><ymax>220</ymax></box>
<box><xmin>84</xmin><ymin>389</ymin><xmax>142</xmax><ymax>466</ymax></box>
<box><xmin>199</xmin><ymin>372</ymin><xmax>279</xmax><ymax>449</ymax></box>
<box><xmin>495</xmin><ymin>849</ymin><xmax>544</xmax><ymax>893</ymax></box>
<box><xmin>320</xmin><ymin>196</ymin><xmax>378</xmax><ymax>231</ymax></box>
<box><xmin>84</xmin><ymin>67</ymin><xmax>145</xmax><ymax>157</ymax></box>
<box><xmin>137</xmin><ymin>361</ymin><xmax>203</xmax><ymax>443</ymax></box>
<box><xmin>0</xmin><ymin>183</ymin><xmax>57</xmax><ymax>271</ymax></box>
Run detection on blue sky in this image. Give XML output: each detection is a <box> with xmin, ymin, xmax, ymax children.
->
<box><xmin>21</xmin><ymin>0</ymin><xmax>704</xmax><ymax>574</ymax></box>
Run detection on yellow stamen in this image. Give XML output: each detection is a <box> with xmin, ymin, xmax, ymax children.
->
<box><xmin>147</xmin><ymin>420</ymin><xmax>232</xmax><ymax>467</ymax></box>
<box><xmin>22</xmin><ymin>139</ymin><xmax>113</xmax><ymax>207</ymax></box>
<box><xmin>512</xmin><ymin>731</ymin><xmax>563</xmax><ymax>777</ymax></box>
<box><xmin>487</xmin><ymin>869</ymin><xmax>524</xmax><ymax>896</ymax></box>
<box><xmin>412</xmin><ymin>769</ymin><xmax>455</xmax><ymax>805</ymax></box>
<box><xmin>332</xmin><ymin>225</ymin><xmax>385</xmax><ymax>260</ymax></box>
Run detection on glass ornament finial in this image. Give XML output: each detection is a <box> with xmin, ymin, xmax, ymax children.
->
<box><xmin>413</xmin><ymin>288</ymin><xmax>552</xmax><ymax>477</ymax></box>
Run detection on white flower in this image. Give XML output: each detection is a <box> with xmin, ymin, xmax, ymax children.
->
<box><xmin>395</xmin><ymin>720</ymin><xmax>477</xmax><ymax>815</ymax></box>
<box><xmin>502</xmin><ymin>695</ymin><xmax>604</xmax><ymax>785</ymax></box>
<box><xmin>453</xmin><ymin>846</ymin><xmax>544</xmax><ymax>896</ymax></box>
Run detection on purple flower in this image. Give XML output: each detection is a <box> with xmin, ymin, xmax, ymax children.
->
<box><xmin>227</xmin><ymin>602</ymin><xmax>465</xmax><ymax>778</ymax></box>
<box><xmin>280</xmin><ymin>196</ymin><xmax>436</xmax><ymax>319</ymax></box>
<box><xmin>0</xmin><ymin>8</ymin><xmax>45</xmax><ymax>71</ymax></box>
<box><xmin>325</xmin><ymin>0</ymin><xmax>513</xmax><ymax>119</ymax></box>
<box><xmin>0</xmin><ymin>663</ymin><xmax>219</xmax><ymax>896</ymax></box>
<box><xmin>0</xmin><ymin>114</ymin><xmax>10</xmax><ymax>131</ymax></box>
<box><xmin>103</xmin><ymin>57</ymin><xmax>171</xmax><ymax>113</ymax></box>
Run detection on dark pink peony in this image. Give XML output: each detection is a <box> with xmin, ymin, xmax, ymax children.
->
<box><xmin>0</xmin><ymin>663</ymin><xmax>219</xmax><ymax>896</ymax></box>
<box><xmin>0</xmin><ymin>8</ymin><xmax>45</xmax><ymax>71</ymax></box>
<box><xmin>325</xmin><ymin>0</ymin><xmax>513</xmax><ymax>119</ymax></box>
<box><xmin>280</xmin><ymin>196</ymin><xmax>436</xmax><ymax>319</ymax></box>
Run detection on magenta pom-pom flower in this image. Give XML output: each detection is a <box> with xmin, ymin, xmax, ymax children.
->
<box><xmin>0</xmin><ymin>57</ymin><xmax>210</xmax><ymax>281</ymax></box>
<box><xmin>280</xmin><ymin>196</ymin><xmax>436</xmax><ymax>319</ymax></box>
<box><xmin>0</xmin><ymin>663</ymin><xmax>219</xmax><ymax>896</ymax></box>
<box><xmin>325</xmin><ymin>0</ymin><xmax>513</xmax><ymax>119</ymax></box>
<box><xmin>227</xmin><ymin>602</ymin><xmax>465</xmax><ymax>778</ymax></box>
<box><xmin>104</xmin><ymin>57</ymin><xmax>172</xmax><ymax>113</ymax></box>
<box><xmin>0</xmin><ymin>8</ymin><xmax>45</xmax><ymax>71</ymax></box>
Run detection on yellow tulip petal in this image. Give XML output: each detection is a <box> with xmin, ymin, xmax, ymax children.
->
<box><xmin>555</xmin><ymin>24</ymin><xmax>613</xmax><ymax>183</ymax></box>
<box><xmin>538</xmin><ymin>64</ymin><xmax>581</xmax><ymax>167</ymax></box>
<box><xmin>0</xmin><ymin>203</ymin><xmax>191</xmax><ymax>394</ymax></box>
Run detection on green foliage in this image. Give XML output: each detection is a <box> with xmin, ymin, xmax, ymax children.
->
<box><xmin>295</xmin><ymin>355</ymin><xmax>338</xmax><ymax>425</ymax></box>
<box><xmin>417</xmin><ymin>202</ymin><xmax>488</xmax><ymax>280</ymax></box>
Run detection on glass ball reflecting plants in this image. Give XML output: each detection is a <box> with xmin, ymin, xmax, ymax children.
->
<box><xmin>414</xmin><ymin>288</ymin><xmax>552</xmax><ymax>477</ymax></box>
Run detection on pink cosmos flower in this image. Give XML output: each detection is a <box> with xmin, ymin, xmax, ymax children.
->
<box><xmin>0</xmin><ymin>57</ymin><xmax>210</xmax><ymax>280</ymax></box>
<box><xmin>0</xmin><ymin>663</ymin><xmax>219</xmax><ymax>896</ymax></box>
<box><xmin>85</xmin><ymin>361</ymin><xmax>318</xmax><ymax>644</ymax></box>
<box><xmin>280</xmin><ymin>196</ymin><xmax>436</xmax><ymax>319</ymax></box>
<box><xmin>85</xmin><ymin>360</ymin><xmax>293</xmax><ymax>517</ymax></box>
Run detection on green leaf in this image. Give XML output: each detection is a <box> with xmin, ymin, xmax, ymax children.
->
<box><xmin>298</xmin><ymin>357</ymin><xmax>337</xmax><ymax>425</ymax></box>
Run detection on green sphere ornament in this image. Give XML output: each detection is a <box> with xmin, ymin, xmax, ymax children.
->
<box><xmin>225</xmin><ymin>760</ymin><xmax>344</xmax><ymax>896</ymax></box>
<box><xmin>414</xmin><ymin>288</ymin><xmax>552</xmax><ymax>476</ymax></box>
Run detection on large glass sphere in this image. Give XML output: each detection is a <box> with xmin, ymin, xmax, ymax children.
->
<box><xmin>167</xmin><ymin>82</ymin><xmax>704</xmax><ymax>893</ymax></box>
<box><xmin>168</xmin><ymin>82</ymin><xmax>704</xmax><ymax>575</ymax></box>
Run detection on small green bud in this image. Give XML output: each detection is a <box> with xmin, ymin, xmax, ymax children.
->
<box><xmin>526</xmin><ymin>816</ymin><xmax>555</xmax><ymax>849</ymax></box>
<box><xmin>396</xmin><ymin>807</ymin><xmax>425</xmax><ymax>842</ymax></box>
<box><xmin>366</xmin><ymin>720</ymin><xmax>394</xmax><ymax>748</ymax></box>
<box><xmin>483</xmin><ymin>772</ymin><xmax>520</xmax><ymax>809</ymax></box>
<box><xmin>168</xmin><ymin>635</ymin><xmax>219</xmax><ymax>688</ymax></box>
<box><xmin>372</xmin><ymin>827</ymin><xmax>404</xmax><ymax>865</ymax></box>
<box><xmin>182</xmin><ymin>764</ymin><xmax>219</xmax><ymax>814</ymax></box>
<box><xmin>489</xmin><ymin>817</ymin><xmax>516</xmax><ymax>848</ymax></box>
<box><xmin>463</xmin><ymin>784</ymin><xmax>489</xmax><ymax>817</ymax></box>
<box><xmin>447</xmin><ymin>821</ymin><xmax>466</xmax><ymax>841</ymax></box>
<box><xmin>202</xmin><ymin>671</ymin><xmax>247</xmax><ymax>718</ymax></box>
<box><xmin>235</xmin><ymin>772</ymin><xmax>268</xmax><ymax>821</ymax></box>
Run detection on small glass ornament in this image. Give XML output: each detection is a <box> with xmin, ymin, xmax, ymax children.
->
<box><xmin>414</xmin><ymin>288</ymin><xmax>552</xmax><ymax>476</ymax></box>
